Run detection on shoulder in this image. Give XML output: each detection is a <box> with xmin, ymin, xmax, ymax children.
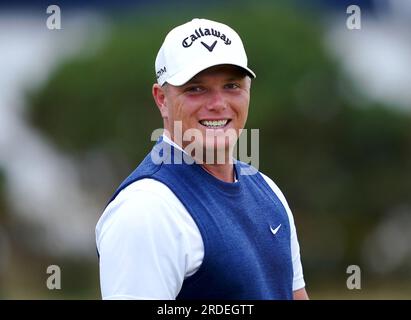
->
<box><xmin>95</xmin><ymin>178</ymin><xmax>188</xmax><ymax>249</ymax></box>
<box><xmin>96</xmin><ymin>178</ymin><xmax>198</xmax><ymax>299</ymax></box>
<box><xmin>117</xmin><ymin>177</ymin><xmax>179</xmax><ymax>201</ymax></box>
<box><xmin>258</xmin><ymin>171</ymin><xmax>295</xmax><ymax>221</ymax></box>
<box><xmin>235</xmin><ymin>161</ymin><xmax>290</xmax><ymax>208</ymax></box>
<box><xmin>101</xmin><ymin>178</ymin><xmax>179</xmax><ymax>221</ymax></box>
<box><xmin>259</xmin><ymin>173</ymin><xmax>288</xmax><ymax>205</ymax></box>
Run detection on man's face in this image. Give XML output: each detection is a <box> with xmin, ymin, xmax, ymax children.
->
<box><xmin>156</xmin><ymin>65</ymin><xmax>251</xmax><ymax>159</ymax></box>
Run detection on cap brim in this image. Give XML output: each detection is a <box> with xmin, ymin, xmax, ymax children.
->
<box><xmin>165</xmin><ymin>61</ymin><xmax>256</xmax><ymax>86</ymax></box>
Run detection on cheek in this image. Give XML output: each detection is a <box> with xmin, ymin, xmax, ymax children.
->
<box><xmin>242</xmin><ymin>106</ymin><xmax>249</xmax><ymax>122</ymax></box>
<box><xmin>235</xmin><ymin>99</ymin><xmax>249</xmax><ymax>122</ymax></box>
<box><xmin>179</xmin><ymin>101</ymin><xmax>201</xmax><ymax>122</ymax></box>
<box><xmin>169</xmin><ymin>103</ymin><xmax>184</xmax><ymax>122</ymax></box>
<box><xmin>172</xmin><ymin>103</ymin><xmax>200</xmax><ymax>133</ymax></box>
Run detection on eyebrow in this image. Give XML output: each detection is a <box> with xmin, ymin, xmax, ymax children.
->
<box><xmin>185</xmin><ymin>75</ymin><xmax>245</xmax><ymax>86</ymax></box>
<box><xmin>226</xmin><ymin>76</ymin><xmax>245</xmax><ymax>81</ymax></box>
<box><xmin>184</xmin><ymin>80</ymin><xmax>202</xmax><ymax>86</ymax></box>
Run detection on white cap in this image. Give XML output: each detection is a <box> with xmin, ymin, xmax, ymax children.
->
<box><xmin>155</xmin><ymin>18</ymin><xmax>256</xmax><ymax>86</ymax></box>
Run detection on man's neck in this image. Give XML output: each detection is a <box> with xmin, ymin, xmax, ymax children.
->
<box><xmin>200</xmin><ymin>162</ymin><xmax>235</xmax><ymax>183</ymax></box>
<box><xmin>162</xmin><ymin>134</ymin><xmax>236</xmax><ymax>183</ymax></box>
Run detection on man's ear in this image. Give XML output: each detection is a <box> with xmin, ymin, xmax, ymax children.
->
<box><xmin>152</xmin><ymin>83</ymin><xmax>168</xmax><ymax>119</ymax></box>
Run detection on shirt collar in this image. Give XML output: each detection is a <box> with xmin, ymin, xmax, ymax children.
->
<box><xmin>162</xmin><ymin>134</ymin><xmax>187</xmax><ymax>154</ymax></box>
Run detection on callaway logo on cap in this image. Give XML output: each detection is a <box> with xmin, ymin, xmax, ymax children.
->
<box><xmin>155</xmin><ymin>18</ymin><xmax>256</xmax><ymax>86</ymax></box>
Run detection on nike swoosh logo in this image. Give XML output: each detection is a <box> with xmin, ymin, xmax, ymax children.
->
<box><xmin>270</xmin><ymin>224</ymin><xmax>282</xmax><ymax>235</ymax></box>
<box><xmin>201</xmin><ymin>40</ymin><xmax>217</xmax><ymax>52</ymax></box>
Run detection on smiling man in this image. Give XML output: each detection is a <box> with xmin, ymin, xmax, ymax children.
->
<box><xmin>96</xmin><ymin>18</ymin><xmax>308</xmax><ymax>300</ymax></box>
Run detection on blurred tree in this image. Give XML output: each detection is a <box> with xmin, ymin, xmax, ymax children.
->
<box><xmin>0</xmin><ymin>168</ymin><xmax>5</xmax><ymax>220</ymax></box>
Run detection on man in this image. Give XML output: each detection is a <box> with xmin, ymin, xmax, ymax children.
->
<box><xmin>96</xmin><ymin>18</ymin><xmax>308</xmax><ymax>300</ymax></box>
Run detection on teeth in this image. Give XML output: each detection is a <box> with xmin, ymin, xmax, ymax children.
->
<box><xmin>200</xmin><ymin>120</ymin><xmax>228</xmax><ymax>128</ymax></box>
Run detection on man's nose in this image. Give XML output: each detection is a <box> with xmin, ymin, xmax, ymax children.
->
<box><xmin>206</xmin><ymin>90</ymin><xmax>227</xmax><ymax>112</ymax></box>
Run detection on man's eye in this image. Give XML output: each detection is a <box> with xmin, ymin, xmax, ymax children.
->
<box><xmin>225</xmin><ymin>83</ymin><xmax>240</xmax><ymax>89</ymax></box>
<box><xmin>185</xmin><ymin>86</ymin><xmax>203</xmax><ymax>93</ymax></box>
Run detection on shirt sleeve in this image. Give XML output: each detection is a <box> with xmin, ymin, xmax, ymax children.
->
<box><xmin>96</xmin><ymin>181</ymin><xmax>191</xmax><ymax>300</ymax></box>
<box><xmin>260</xmin><ymin>173</ymin><xmax>306</xmax><ymax>291</ymax></box>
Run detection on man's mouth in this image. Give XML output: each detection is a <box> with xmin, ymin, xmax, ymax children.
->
<box><xmin>199</xmin><ymin>119</ymin><xmax>231</xmax><ymax>129</ymax></box>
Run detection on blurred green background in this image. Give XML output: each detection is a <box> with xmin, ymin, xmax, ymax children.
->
<box><xmin>1</xmin><ymin>0</ymin><xmax>410</xmax><ymax>299</ymax></box>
